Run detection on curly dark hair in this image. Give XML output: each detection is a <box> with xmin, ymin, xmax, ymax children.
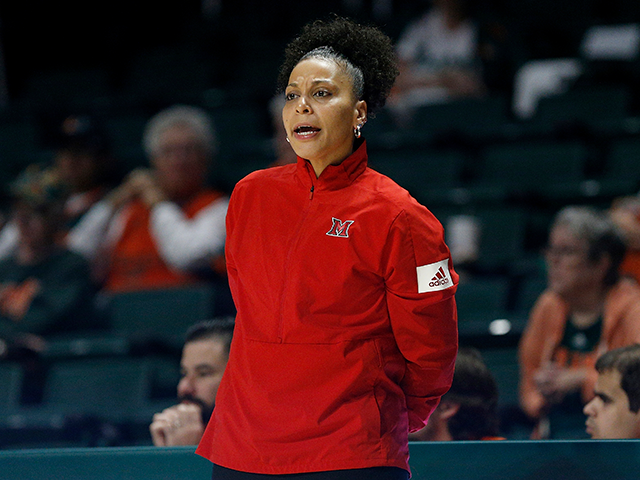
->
<box><xmin>277</xmin><ymin>16</ymin><xmax>399</xmax><ymax>116</ymax></box>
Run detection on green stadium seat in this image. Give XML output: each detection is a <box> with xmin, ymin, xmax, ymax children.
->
<box><xmin>604</xmin><ymin>137</ymin><xmax>640</xmax><ymax>182</ymax></box>
<box><xmin>476</xmin><ymin>140</ymin><xmax>588</xmax><ymax>195</ymax></box>
<box><xmin>411</xmin><ymin>95</ymin><xmax>509</xmax><ymax>141</ymax></box>
<box><xmin>479</xmin><ymin>347</ymin><xmax>521</xmax><ymax>408</ymax></box>
<box><xmin>105</xmin><ymin>285</ymin><xmax>216</xmax><ymax>345</ymax></box>
<box><xmin>455</xmin><ymin>276</ymin><xmax>511</xmax><ymax>323</ymax></box>
<box><xmin>0</xmin><ymin>363</ymin><xmax>23</xmax><ymax>415</ymax></box>
<box><xmin>531</xmin><ymin>86</ymin><xmax>630</xmax><ymax>132</ymax></box>
<box><xmin>43</xmin><ymin>357</ymin><xmax>152</xmax><ymax>421</ymax></box>
<box><xmin>369</xmin><ymin>148</ymin><xmax>465</xmax><ymax>198</ymax></box>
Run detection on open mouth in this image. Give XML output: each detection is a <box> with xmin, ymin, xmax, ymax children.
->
<box><xmin>294</xmin><ymin>125</ymin><xmax>320</xmax><ymax>137</ymax></box>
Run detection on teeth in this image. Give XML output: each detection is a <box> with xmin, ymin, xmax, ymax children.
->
<box><xmin>295</xmin><ymin>126</ymin><xmax>318</xmax><ymax>134</ymax></box>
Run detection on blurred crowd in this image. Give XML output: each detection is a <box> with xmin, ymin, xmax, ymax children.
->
<box><xmin>1</xmin><ymin>0</ymin><xmax>640</xmax><ymax>449</ymax></box>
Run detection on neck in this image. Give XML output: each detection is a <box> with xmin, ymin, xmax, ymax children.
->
<box><xmin>565</xmin><ymin>286</ymin><xmax>608</xmax><ymax>327</ymax></box>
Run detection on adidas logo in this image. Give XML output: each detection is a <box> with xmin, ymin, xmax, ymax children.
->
<box><xmin>429</xmin><ymin>267</ymin><xmax>450</xmax><ymax>288</ymax></box>
<box><xmin>417</xmin><ymin>259</ymin><xmax>452</xmax><ymax>293</ymax></box>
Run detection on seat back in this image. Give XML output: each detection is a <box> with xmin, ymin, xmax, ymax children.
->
<box><xmin>44</xmin><ymin>357</ymin><xmax>151</xmax><ymax>421</ymax></box>
<box><xmin>0</xmin><ymin>363</ymin><xmax>23</xmax><ymax>415</ymax></box>
<box><xmin>107</xmin><ymin>285</ymin><xmax>215</xmax><ymax>344</ymax></box>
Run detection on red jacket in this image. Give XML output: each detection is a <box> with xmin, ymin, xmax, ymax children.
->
<box><xmin>196</xmin><ymin>142</ymin><xmax>458</xmax><ymax>475</ymax></box>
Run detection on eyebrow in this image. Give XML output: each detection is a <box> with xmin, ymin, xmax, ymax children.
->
<box><xmin>287</xmin><ymin>79</ymin><xmax>333</xmax><ymax>88</ymax></box>
<box><xmin>595</xmin><ymin>391</ymin><xmax>613</xmax><ymax>403</ymax></box>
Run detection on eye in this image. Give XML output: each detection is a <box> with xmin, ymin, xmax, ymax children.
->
<box><xmin>314</xmin><ymin>90</ymin><xmax>331</xmax><ymax>98</ymax></box>
<box><xmin>285</xmin><ymin>92</ymin><xmax>298</xmax><ymax>101</ymax></box>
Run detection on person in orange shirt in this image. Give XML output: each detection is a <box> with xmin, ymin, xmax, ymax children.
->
<box><xmin>519</xmin><ymin>206</ymin><xmax>640</xmax><ymax>439</ymax></box>
<box><xmin>68</xmin><ymin>105</ymin><xmax>229</xmax><ymax>294</ymax></box>
<box><xmin>410</xmin><ymin>347</ymin><xmax>503</xmax><ymax>441</ymax></box>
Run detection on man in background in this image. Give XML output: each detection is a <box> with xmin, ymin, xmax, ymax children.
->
<box><xmin>410</xmin><ymin>347</ymin><xmax>503</xmax><ymax>441</ymax></box>
<box><xmin>150</xmin><ymin>317</ymin><xmax>233</xmax><ymax>446</ymax></box>
<box><xmin>584</xmin><ymin>344</ymin><xmax>640</xmax><ymax>439</ymax></box>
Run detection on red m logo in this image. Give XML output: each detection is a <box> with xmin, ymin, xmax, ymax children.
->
<box><xmin>326</xmin><ymin>217</ymin><xmax>354</xmax><ymax>238</ymax></box>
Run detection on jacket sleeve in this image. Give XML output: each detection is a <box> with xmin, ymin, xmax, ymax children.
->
<box><xmin>382</xmin><ymin>206</ymin><xmax>458</xmax><ymax>433</ymax></box>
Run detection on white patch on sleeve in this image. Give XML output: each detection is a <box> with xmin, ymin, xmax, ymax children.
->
<box><xmin>417</xmin><ymin>259</ymin><xmax>453</xmax><ymax>293</ymax></box>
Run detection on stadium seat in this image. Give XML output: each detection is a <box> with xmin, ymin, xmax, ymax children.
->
<box><xmin>604</xmin><ymin>137</ymin><xmax>640</xmax><ymax>183</ymax></box>
<box><xmin>455</xmin><ymin>276</ymin><xmax>511</xmax><ymax>323</ymax></box>
<box><xmin>411</xmin><ymin>95</ymin><xmax>509</xmax><ymax>141</ymax></box>
<box><xmin>105</xmin><ymin>285</ymin><xmax>216</xmax><ymax>345</ymax></box>
<box><xmin>43</xmin><ymin>357</ymin><xmax>152</xmax><ymax>421</ymax></box>
<box><xmin>368</xmin><ymin>148</ymin><xmax>465</xmax><ymax>198</ymax></box>
<box><xmin>476</xmin><ymin>140</ymin><xmax>588</xmax><ymax>195</ymax></box>
<box><xmin>531</xmin><ymin>86</ymin><xmax>630</xmax><ymax>132</ymax></box>
<box><xmin>479</xmin><ymin>347</ymin><xmax>521</xmax><ymax>408</ymax></box>
<box><xmin>0</xmin><ymin>363</ymin><xmax>23</xmax><ymax>415</ymax></box>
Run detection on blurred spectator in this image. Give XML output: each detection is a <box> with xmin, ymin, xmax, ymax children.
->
<box><xmin>0</xmin><ymin>164</ymin><xmax>99</xmax><ymax>354</ymax></box>
<box><xmin>584</xmin><ymin>344</ymin><xmax>640</xmax><ymax>439</ymax></box>
<box><xmin>387</xmin><ymin>0</ymin><xmax>486</xmax><ymax>122</ymax></box>
<box><xmin>0</xmin><ymin>114</ymin><xmax>114</xmax><ymax>260</ymax></box>
<box><xmin>68</xmin><ymin>105</ymin><xmax>229</xmax><ymax>294</ymax></box>
<box><xmin>150</xmin><ymin>317</ymin><xmax>233</xmax><ymax>447</ymax></box>
<box><xmin>610</xmin><ymin>193</ymin><xmax>640</xmax><ymax>284</ymax></box>
<box><xmin>410</xmin><ymin>347</ymin><xmax>502</xmax><ymax>441</ymax></box>
<box><xmin>52</xmin><ymin>115</ymin><xmax>115</xmax><ymax>227</ymax></box>
<box><xmin>519</xmin><ymin>206</ymin><xmax>640</xmax><ymax>439</ymax></box>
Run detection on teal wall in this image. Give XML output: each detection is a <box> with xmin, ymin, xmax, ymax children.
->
<box><xmin>1</xmin><ymin>440</ymin><xmax>639</xmax><ymax>480</ymax></box>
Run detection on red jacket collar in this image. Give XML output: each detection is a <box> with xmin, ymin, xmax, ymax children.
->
<box><xmin>295</xmin><ymin>140</ymin><xmax>368</xmax><ymax>191</ymax></box>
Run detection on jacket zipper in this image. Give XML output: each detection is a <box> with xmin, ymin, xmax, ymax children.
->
<box><xmin>277</xmin><ymin>177</ymin><xmax>316</xmax><ymax>342</ymax></box>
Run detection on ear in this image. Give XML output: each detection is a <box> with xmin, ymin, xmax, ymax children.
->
<box><xmin>438</xmin><ymin>401</ymin><xmax>460</xmax><ymax>421</ymax></box>
<box><xmin>355</xmin><ymin>100</ymin><xmax>367</xmax><ymax>126</ymax></box>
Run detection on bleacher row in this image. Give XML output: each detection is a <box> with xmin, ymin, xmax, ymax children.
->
<box><xmin>0</xmin><ymin>284</ymin><xmax>233</xmax><ymax>449</ymax></box>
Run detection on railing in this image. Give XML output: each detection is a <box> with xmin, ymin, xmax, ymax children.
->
<box><xmin>1</xmin><ymin>440</ymin><xmax>639</xmax><ymax>480</ymax></box>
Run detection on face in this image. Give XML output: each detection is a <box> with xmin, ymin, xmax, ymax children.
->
<box><xmin>177</xmin><ymin>338</ymin><xmax>228</xmax><ymax>411</ymax></box>
<box><xmin>55</xmin><ymin>150</ymin><xmax>99</xmax><ymax>193</ymax></box>
<box><xmin>14</xmin><ymin>203</ymin><xmax>57</xmax><ymax>251</ymax></box>
<box><xmin>283</xmin><ymin>57</ymin><xmax>366</xmax><ymax>174</ymax></box>
<box><xmin>544</xmin><ymin>225</ymin><xmax>606</xmax><ymax>298</ymax></box>
<box><xmin>152</xmin><ymin>124</ymin><xmax>209</xmax><ymax>200</ymax></box>
<box><xmin>584</xmin><ymin>369</ymin><xmax>640</xmax><ymax>439</ymax></box>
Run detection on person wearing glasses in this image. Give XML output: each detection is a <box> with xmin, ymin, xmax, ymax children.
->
<box><xmin>519</xmin><ymin>205</ymin><xmax>640</xmax><ymax>438</ymax></box>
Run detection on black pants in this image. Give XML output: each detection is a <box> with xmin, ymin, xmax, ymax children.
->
<box><xmin>212</xmin><ymin>464</ymin><xmax>409</xmax><ymax>480</ymax></box>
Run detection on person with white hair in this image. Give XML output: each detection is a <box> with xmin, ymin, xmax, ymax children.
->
<box><xmin>68</xmin><ymin>104</ymin><xmax>229</xmax><ymax>293</ymax></box>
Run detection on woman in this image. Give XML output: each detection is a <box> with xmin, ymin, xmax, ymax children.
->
<box><xmin>519</xmin><ymin>206</ymin><xmax>640</xmax><ymax>439</ymax></box>
<box><xmin>68</xmin><ymin>105</ymin><xmax>229</xmax><ymax>293</ymax></box>
<box><xmin>196</xmin><ymin>17</ymin><xmax>458</xmax><ymax>479</ymax></box>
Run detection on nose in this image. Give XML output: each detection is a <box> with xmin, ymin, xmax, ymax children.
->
<box><xmin>295</xmin><ymin>95</ymin><xmax>312</xmax><ymax>114</ymax></box>
<box><xmin>177</xmin><ymin>376</ymin><xmax>195</xmax><ymax>398</ymax></box>
<box><xmin>583</xmin><ymin>398</ymin><xmax>596</xmax><ymax>416</ymax></box>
